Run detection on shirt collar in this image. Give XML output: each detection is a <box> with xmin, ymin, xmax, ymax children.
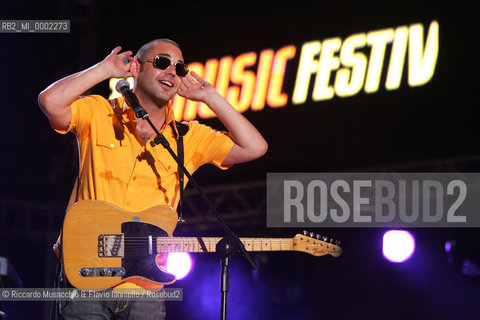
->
<box><xmin>113</xmin><ymin>96</ymin><xmax>178</xmax><ymax>136</ymax></box>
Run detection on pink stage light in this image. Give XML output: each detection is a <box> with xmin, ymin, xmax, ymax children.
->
<box><xmin>382</xmin><ymin>230</ymin><xmax>415</xmax><ymax>263</ymax></box>
<box><xmin>166</xmin><ymin>253</ymin><xmax>193</xmax><ymax>280</ymax></box>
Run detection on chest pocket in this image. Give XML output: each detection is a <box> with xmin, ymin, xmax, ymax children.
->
<box><xmin>149</xmin><ymin>143</ymin><xmax>178</xmax><ymax>174</ymax></box>
<box><xmin>95</xmin><ymin>111</ymin><xmax>128</xmax><ymax>145</ymax></box>
<box><xmin>96</xmin><ymin>130</ymin><xmax>129</xmax><ymax>149</ymax></box>
<box><xmin>95</xmin><ymin>131</ymin><xmax>131</xmax><ymax>172</ymax></box>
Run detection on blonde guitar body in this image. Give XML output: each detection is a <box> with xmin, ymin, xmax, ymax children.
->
<box><xmin>62</xmin><ymin>200</ymin><xmax>178</xmax><ymax>290</ymax></box>
<box><xmin>62</xmin><ymin>200</ymin><xmax>342</xmax><ymax>291</ymax></box>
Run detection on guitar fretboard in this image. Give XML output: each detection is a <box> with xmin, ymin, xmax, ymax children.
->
<box><xmin>156</xmin><ymin>237</ymin><xmax>294</xmax><ymax>253</ymax></box>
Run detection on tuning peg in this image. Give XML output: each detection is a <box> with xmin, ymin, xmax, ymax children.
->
<box><xmin>316</xmin><ymin>234</ymin><xmax>321</xmax><ymax>239</ymax></box>
<box><xmin>330</xmin><ymin>238</ymin><xmax>334</xmax><ymax>243</ymax></box>
<box><xmin>322</xmin><ymin>236</ymin><xmax>328</xmax><ymax>242</ymax></box>
<box><xmin>303</xmin><ymin>230</ymin><xmax>308</xmax><ymax>235</ymax></box>
<box><xmin>335</xmin><ymin>240</ymin><xmax>341</xmax><ymax>246</ymax></box>
<box><xmin>309</xmin><ymin>232</ymin><xmax>315</xmax><ymax>238</ymax></box>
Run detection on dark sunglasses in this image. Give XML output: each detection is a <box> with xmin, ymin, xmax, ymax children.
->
<box><xmin>140</xmin><ymin>55</ymin><xmax>189</xmax><ymax>77</ymax></box>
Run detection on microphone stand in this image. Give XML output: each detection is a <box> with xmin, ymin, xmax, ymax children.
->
<box><xmin>135</xmin><ymin>106</ymin><xmax>257</xmax><ymax>320</ymax></box>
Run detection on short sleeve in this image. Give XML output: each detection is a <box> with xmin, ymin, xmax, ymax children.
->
<box><xmin>50</xmin><ymin>95</ymin><xmax>105</xmax><ymax>137</ymax></box>
<box><xmin>185</xmin><ymin>121</ymin><xmax>235</xmax><ymax>170</ymax></box>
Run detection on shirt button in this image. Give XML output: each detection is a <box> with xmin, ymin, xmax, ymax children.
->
<box><xmin>110</xmin><ymin>143</ymin><xmax>115</xmax><ymax>148</ymax></box>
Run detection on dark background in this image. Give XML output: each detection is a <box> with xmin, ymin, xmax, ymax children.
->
<box><xmin>1</xmin><ymin>0</ymin><xmax>479</xmax><ymax>319</ymax></box>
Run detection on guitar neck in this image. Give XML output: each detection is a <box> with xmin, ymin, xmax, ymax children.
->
<box><xmin>156</xmin><ymin>237</ymin><xmax>293</xmax><ymax>253</ymax></box>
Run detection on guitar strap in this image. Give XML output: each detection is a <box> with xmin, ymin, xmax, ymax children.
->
<box><xmin>169</xmin><ymin>121</ymin><xmax>208</xmax><ymax>253</ymax></box>
<box><xmin>169</xmin><ymin>121</ymin><xmax>189</xmax><ymax>223</ymax></box>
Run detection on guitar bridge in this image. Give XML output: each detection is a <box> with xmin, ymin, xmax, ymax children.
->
<box><xmin>98</xmin><ymin>234</ymin><xmax>124</xmax><ymax>257</ymax></box>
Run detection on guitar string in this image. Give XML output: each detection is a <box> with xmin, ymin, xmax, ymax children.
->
<box><xmin>103</xmin><ymin>238</ymin><xmax>295</xmax><ymax>251</ymax></box>
<box><xmin>108</xmin><ymin>238</ymin><xmax>294</xmax><ymax>243</ymax></box>
<box><xmin>100</xmin><ymin>238</ymin><xmax>318</xmax><ymax>252</ymax></box>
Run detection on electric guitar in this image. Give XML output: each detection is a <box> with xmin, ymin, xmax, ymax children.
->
<box><xmin>62</xmin><ymin>200</ymin><xmax>342</xmax><ymax>290</ymax></box>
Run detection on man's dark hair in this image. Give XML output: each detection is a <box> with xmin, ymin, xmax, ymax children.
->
<box><xmin>136</xmin><ymin>39</ymin><xmax>181</xmax><ymax>61</ymax></box>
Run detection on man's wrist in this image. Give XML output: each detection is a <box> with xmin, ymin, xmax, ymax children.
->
<box><xmin>89</xmin><ymin>61</ymin><xmax>113</xmax><ymax>83</ymax></box>
<box><xmin>202</xmin><ymin>90</ymin><xmax>224</xmax><ymax>109</ymax></box>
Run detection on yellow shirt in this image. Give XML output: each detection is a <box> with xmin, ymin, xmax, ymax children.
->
<box><xmin>53</xmin><ymin>95</ymin><xmax>234</xmax><ymax>212</ymax></box>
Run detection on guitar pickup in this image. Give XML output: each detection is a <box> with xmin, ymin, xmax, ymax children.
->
<box><xmin>98</xmin><ymin>234</ymin><xmax>125</xmax><ymax>257</ymax></box>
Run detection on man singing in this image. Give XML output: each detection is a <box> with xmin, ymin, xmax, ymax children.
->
<box><xmin>38</xmin><ymin>39</ymin><xmax>267</xmax><ymax>319</ymax></box>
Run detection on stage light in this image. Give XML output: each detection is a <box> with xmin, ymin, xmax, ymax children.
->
<box><xmin>166</xmin><ymin>253</ymin><xmax>193</xmax><ymax>280</ymax></box>
<box><xmin>382</xmin><ymin>230</ymin><xmax>415</xmax><ymax>263</ymax></box>
<box><xmin>445</xmin><ymin>240</ymin><xmax>454</xmax><ymax>253</ymax></box>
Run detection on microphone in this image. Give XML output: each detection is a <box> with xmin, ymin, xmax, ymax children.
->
<box><xmin>115</xmin><ymin>80</ymin><xmax>148</xmax><ymax>119</ymax></box>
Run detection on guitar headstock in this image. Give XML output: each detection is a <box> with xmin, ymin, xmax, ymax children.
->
<box><xmin>292</xmin><ymin>231</ymin><xmax>342</xmax><ymax>257</ymax></box>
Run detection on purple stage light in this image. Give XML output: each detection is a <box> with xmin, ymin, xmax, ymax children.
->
<box><xmin>382</xmin><ymin>230</ymin><xmax>415</xmax><ymax>263</ymax></box>
<box><xmin>166</xmin><ymin>252</ymin><xmax>193</xmax><ymax>280</ymax></box>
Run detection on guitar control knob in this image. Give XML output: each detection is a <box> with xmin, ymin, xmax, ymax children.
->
<box><xmin>99</xmin><ymin>268</ymin><xmax>110</xmax><ymax>276</ymax></box>
<box><xmin>80</xmin><ymin>268</ymin><xmax>90</xmax><ymax>277</ymax></box>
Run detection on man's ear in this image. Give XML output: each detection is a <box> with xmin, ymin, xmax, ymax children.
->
<box><xmin>130</xmin><ymin>56</ymin><xmax>141</xmax><ymax>78</ymax></box>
